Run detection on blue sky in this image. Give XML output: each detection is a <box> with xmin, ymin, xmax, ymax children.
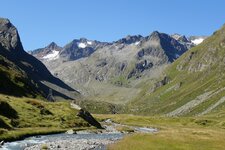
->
<box><xmin>1</xmin><ymin>0</ymin><xmax>225</xmax><ymax>50</ymax></box>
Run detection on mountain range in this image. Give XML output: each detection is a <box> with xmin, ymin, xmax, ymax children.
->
<box><xmin>30</xmin><ymin>30</ymin><xmax>206</xmax><ymax>104</ymax></box>
<box><xmin>3</xmin><ymin>17</ymin><xmax>223</xmax><ymax>117</ymax></box>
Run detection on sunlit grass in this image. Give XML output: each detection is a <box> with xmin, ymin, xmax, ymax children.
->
<box><xmin>0</xmin><ymin>94</ymin><xmax>90</xmax><ymax>141</ymax></box>
<box><xmin>94</xmin><ymin>114</ymin><xmax>225</xmax><ymax>150</ymax></box>
<box><xmin>108</xmin><ymin>128</ymin><xmax>225</xmax><ymax>150</ymax></box>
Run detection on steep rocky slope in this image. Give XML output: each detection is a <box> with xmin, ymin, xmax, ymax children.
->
<box><xmin>128</xmin><ymin>24</ymin><xmax>225</xmax><ymax>116</ymax></box>
<box><xmin>0</xmin><ymin>18</ymin><xmax>79</xmax><ymax>99</ymax></box>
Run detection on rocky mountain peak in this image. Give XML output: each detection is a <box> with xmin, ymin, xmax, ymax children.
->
<box><xmin>0</xmin><ymin>18</ymin><xmax>23</xmax><ymax>52</ymax></box>
<box><xmin>151</xmin><ymin>31</ymin><xmax>160</xmax><ymax>35</ymax></box>
<box><xmin>79</xmin><ymin>38</ymin><xmax>88</xmax><ymax>42</ymax></box>
<box><xmin>68</xmin><ymin>38</ymin><xmax>95</xmax><ymax>48</ymax></box>
<box><xmin>171</xmin><ymin>33</ymin><xmax>182</xmax><ymax>40</ymax></box>
<box><xmin>116</xmin><ymin>35</ymin><xmax>143</xmax><ymax>44</ymax></box>
<box><xmin>171</xmin><ymin>34</ymin><xmax>189</xmax><ymax>43</ymax></box>
<box><xmin>0</xmin><ymin>18</ymin><xmax>11</xmax><ymax>28</ymax></box>
<box><xmin>146</xmin><ymin>31</ymin><xmax>162</xmax><ymax>42</ymax></box>
<box><xmin>30</xmin><ymin>42</ymin><xmax>62</xmax><ymax>59</ymax></box>
<box><xmin>46</xmin><ymin>42</ymin><xmax>62</xmax><ymax>52</ymax></box>
<box><xmin>138</xmin><ymin>31</ymin><xmax>190</xmax><ymax>62</ymax></box>
<box><xmin>150</xmin><ymin>31</ymin><xmax>160</xmax><ymax>37</ymax></box>
<box><xmin>59</xmin><ymin>38</ymin><xmax>100</xmax><ymax>61</ymax></box>
<box><xmin>46</xmin><ymin>42</ymin><xmax>60</xmax><ymax>50</ymax></box>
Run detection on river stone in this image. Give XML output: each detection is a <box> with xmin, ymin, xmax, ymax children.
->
<box><xmin>66</xmin><ymin>129</ymin><xmax>75</xmax><ymax>134</ymax></box>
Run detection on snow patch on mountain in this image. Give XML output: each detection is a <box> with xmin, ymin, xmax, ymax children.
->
<box><xmin>87</xmin><ymin>41</ymin><xmax>92</xmax><ymax>45</ymax></box>
<box><xmin>43</xmin><ymin>50</ymin><xmax>59</xmax><ymax>60</ymax></box>
<box><xmin>78</xmin><ymin>42</ymin><xmax>87</xmax><ymax>48</ymax></box>
<box><xmin>191</xmin><ymin>38</ymin><xmax>204</xmax><ymax>45</ymax></box>
<box><xmin>135</xmin><ymin>41</ymin><xmax>140</xmax><ymax>45</ymax></box>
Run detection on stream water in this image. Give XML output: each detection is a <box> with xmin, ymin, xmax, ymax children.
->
<box><xmin>1</xmin><ymin>133</ymin><xmax>124</xmax><ymax>150</ymax></box>
<box><xmin>1</xmin><ymin>120</ymin><xmax>157</xmax><ymax>150</ymax></box>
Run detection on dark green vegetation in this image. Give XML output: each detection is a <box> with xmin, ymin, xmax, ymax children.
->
<box><xmin>0</xmin><ymin>94</ymin><xmax>90</xmax><ymax>141</ymax></box>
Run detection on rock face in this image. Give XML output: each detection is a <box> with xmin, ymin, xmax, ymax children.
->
<box><xmin>77</xmin><ymin>109</ymin><xmax>103</xmax><ymax>129</ymax></box>
<box><xmin>0</xmin><ymin>19</ymin><xmax>22</xmax><ymax>52</ymax></box>
<box><xmin>115</xmin><ymin>35</ymin><xmax>143</xmax><ymax>44</ymax></box>
<box><xmin>60</xmin><ymin>38</ymin><xmax>109</xmax><ymax>61</ymax></box>
<box><xmin>0</xmin><ymin>18</ymin><xmax>79</xmax><ymax>99</ymax></box>
<box><xmin>30</xmin><ymin>30</ymin><xmax>198</xmax><ymax>103</ymax></box>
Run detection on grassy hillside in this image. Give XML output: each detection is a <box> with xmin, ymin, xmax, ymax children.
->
<box><xmin>127</xmin><ymin>24</ymin><xmax>225</xmax><ymax>116</ymax></box>
<box><xmin>0</xmin><ymin>54</ymin><xmax>43</xmax><ymax>98</ymax></box>
<box><xmin>0</xmin><ymin>94</ymin><xmax>90</xmax><ymax>141</ymax></box>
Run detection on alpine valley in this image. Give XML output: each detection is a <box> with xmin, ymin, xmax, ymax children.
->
<box><xmin>30</xmin><ymin>28</ymin><xmax>209</xmax><ymax>114</ymax></box>
<box><xmin>1</xmin><ymin>16</ymin><xmax>225</xmax><ymax>150</ymax></box>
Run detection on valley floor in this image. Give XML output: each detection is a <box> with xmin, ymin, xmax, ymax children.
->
<box><xmin>108</xmin><ymin>128</ymin><xmax>225</xmax><ymax>150</ymax></box>
<box><xmin>1</xmin><ymin>94</ymin><xmax>225</xmax><ymax>150</ymax></box>
<box><xmin>95</xmin><ymin>114</ymin><xmax>225</xmax><ymax>150</ymax></box>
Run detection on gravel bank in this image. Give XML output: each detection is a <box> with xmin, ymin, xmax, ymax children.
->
<box><xmin>24</xmin><ymin>139</ymin><xmax>115</xmax><ymax>150</ymax></box>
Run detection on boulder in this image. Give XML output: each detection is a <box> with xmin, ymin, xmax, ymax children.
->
<box><xmin>66</xmin><ymin>129</ymin><xmax>76</xmax><ymax>134</ymax></box>
<box><xmin>77</xmin><ymin>109</ymin><xmax>103</xmax><ymax>129</ymax></box>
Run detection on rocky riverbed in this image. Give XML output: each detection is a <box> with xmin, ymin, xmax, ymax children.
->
<box><xmin>24</xmin><ymin>135</ymin><xmax>121</xmax><ymax>150</ymax></box>
<box><xmin>2</xmin><ymin>119</ymin><xmax>157</xmax><ymax>150</ymax></box>
<box><xmin>24</xmin><ymin>139</ymin><xmax>114</xmax><ymax>150</ymax></box>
